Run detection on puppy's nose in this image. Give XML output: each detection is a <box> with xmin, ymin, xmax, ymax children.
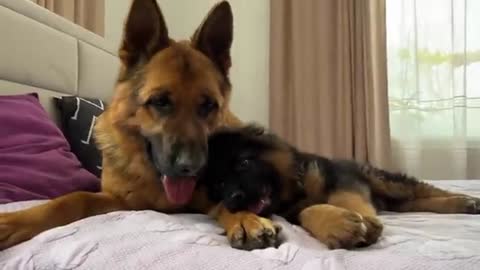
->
<box><xmin>228</xmin><ymin>191</ymin><xmax>246</xmax><ymax>207</ymax></box>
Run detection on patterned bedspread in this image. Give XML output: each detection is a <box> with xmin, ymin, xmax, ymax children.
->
<box><xmin>1</xmin><ymin>180</ymin><xmax>479</xmax><ymax>270</ymax></box>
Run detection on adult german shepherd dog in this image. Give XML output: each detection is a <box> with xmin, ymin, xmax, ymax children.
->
<box><xmin>201</xmin><ymin>125</ymin><xmax>480</xmax><ymax>249</ymax></box>
<box><xmin>0</xmin><ymin>0</ymin><xmax>278</xmax><ymax>251</ymax></box>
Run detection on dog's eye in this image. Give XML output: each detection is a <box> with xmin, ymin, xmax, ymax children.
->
<box><xmin>215</xmin><ymin>181</ymin><xmax>225</xmax><ymax>191</ymax></box>
<box><xmin>198</xmin><ymin>97</ymin><xmax>218</xmax><ymax>118</ymax></box>
<box><xmin>148</xmin><ymin>95</ymin><xmax>173</xmax><ymax>114</ymax></box>
<box><xmin>237</xmin><ymin>159</ymin><xmax>251</xmax><ymax>171</ymax></box>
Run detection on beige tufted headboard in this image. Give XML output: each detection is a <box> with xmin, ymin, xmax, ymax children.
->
<box><xmin>0</xmin><ymin>0</ymin><xmax>120</xmax><ymax>124</ymax></box>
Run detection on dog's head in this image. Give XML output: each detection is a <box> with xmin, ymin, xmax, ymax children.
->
<box><xmin>202</xmin><ymin>125</ymin><xmax>297</xmax><ymax>216</ymax></box>
<box><xmin>101</xmin><ymin>0</ymin><xmax>237</xmax><ymax>206</ymax></box>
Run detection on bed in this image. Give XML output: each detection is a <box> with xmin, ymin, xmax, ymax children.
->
<box><xmin>1</xmin><ymin>1</ymin><xmax>480</xmax><ymax>269</ymax></box>
<box><xmin>0</xmin><ymin>181</ymin><xmax>479</xmax><ymax>269</ymax></box>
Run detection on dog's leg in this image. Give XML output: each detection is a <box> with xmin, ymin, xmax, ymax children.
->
<box><xmin>0</xmin><ymin>191</ymin><xmax>126</xmax><ymax>250</ymax></box>
<box><xmin>390</xmin><ymin>196</ymin><xmax>480</xmax><ymax>214</ymax></box>
<box><xmin>208</xmin><ymin>204</ymin><xmax>280</xmax><ymax>250</ymax></box>
<box><xmin>393</xmin><ymin>181</ymin><xmax>480</xmax><ymax>213</ymax></box>
<box><xmin>362</xmin><ymin>165</ymin><xmax>480</xmax><ymax>214</ymax></box>
<box><xmin>327</xmin><ymin>191</ymin><xmax>383</xmax><ymax>247</ymax></box>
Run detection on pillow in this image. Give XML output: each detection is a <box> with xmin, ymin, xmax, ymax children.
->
<box><xmin>55</xmin><ymin>96</ymin><xmax>106</xmax><ymax>177</ymax></box>
<box><xmin>0</xmin><ymin>93</ymin><xmax>100</xmax><ymax>203</ymax></box>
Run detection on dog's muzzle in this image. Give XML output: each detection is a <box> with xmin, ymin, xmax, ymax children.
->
<box><xmin>144</xmin><ymin>138</ymin><xmax>206</xmax><ymax>206</ymax></box>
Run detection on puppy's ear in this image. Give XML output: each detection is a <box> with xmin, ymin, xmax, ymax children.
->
<box><xmin>119</xmin><ymin>0</ymin><xmax>169</xmax><ymax>69</ymax></box>
<box><xmin>241</xmin><ymin>124</ymin><xmax>265</xmax><ymax>137</ymax></box>
<box><xmin>191</xmin><ymin>1</ymin><xmax>233</xmax><ymax>77</ymax></box>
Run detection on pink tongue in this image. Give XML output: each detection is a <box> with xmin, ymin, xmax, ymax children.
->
<box><xmin>162</xmin><ymin>176</ymin><xmax>197</xmax><ymax>206</ymax></box>
<box><xmin>248</xmin><ymin>202</ymin><xmax>264</xmax><ymax>214</ymax></box>
<box><xmin>248</xmin><ymin>197</ymin><xmax>271</xmax><ymax>214</ymax></box>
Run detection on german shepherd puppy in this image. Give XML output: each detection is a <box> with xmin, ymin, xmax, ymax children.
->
<box><xmin>201</xmin><ymin>125</ymin><xmax>480</xmax><ymax>249</ymax></box>
<box><xmin>0</xmin><ymin>0</ymin><xmax>277</xmax><ymax>251</ymax></box>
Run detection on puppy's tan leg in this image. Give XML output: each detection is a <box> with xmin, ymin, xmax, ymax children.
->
<box><xmin>209</xmin><ymin>204</ymin><xmax>280</xmax><ymax>250</ymax></box>
<box><xmin>392</xmin><ymin>196</ymin><xmax>480</xmax><ymax>214</ymax></box>
<box><xmin>327</xmin><ymin>191</ymin><xmax>383</xmax><ymax>247</ymax></box>
<box><xmin>299</xmin><ymin>204</ymin><xmax>367</xmax><ymax>249</ymax></box>
<box><xmin>0</xmin><ymin>191</ymin><xmax>126</xmax><ymax>250</ymax></box>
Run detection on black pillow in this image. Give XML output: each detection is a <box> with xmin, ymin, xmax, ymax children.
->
<box><xmin>54</xmin><ymin>96</ymin><xmax>106</xmax><ymax>177</ymax></box>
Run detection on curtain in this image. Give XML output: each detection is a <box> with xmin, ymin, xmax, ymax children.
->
<box><xmin>387</xmin><ymin>0</ymin><xmax>480</xmax><ymax>179</ymax></box>
<box><xmin>270</xmin><ymin>0</ymin><xmax>391</xmax><ymax>169</ymax></box>
<box><xmin>32</xmin><ymin>0</ymin><xmax>105</xmax><ymax>36</ymax></box>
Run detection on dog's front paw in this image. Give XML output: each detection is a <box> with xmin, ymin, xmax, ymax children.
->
<box><xmin>299</xmin><ymin>204</ymin><xmax>367</xmax><ymax>249</ymax></box>
<box><xmin>357</xmin><ymin>215</ymin><xmax>383</xmax><ymax>247</ymax></box>
<box><xmin>226</xmin><ymin>212</ymin><xmax>281</xmax><ymax>250</ymax></box>
<box><xmin>0</xmin><ymin>212</ymin><xmax>37</xmax><ymax>250</ymax></box>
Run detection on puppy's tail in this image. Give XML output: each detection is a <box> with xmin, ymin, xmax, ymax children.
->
<box><xmin>359</xmin><ymin>164</ymin><xmax>455</xmax><ymax>200</ymax></box>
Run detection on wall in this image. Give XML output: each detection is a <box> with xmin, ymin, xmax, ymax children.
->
<box><xmin>104</xmin><ymin>0</ymin><xmax>270</xmax><ymax>127</ymax></box>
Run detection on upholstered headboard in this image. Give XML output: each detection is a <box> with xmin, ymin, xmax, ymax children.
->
<box><xmin>0</xmin><ymin>0</ymin><xmax>120</xmax><ymax>123</ymax></box>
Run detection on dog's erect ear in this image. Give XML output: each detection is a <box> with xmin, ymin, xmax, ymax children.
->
<box><xmin>191</xmin><ymin>1</ymin><xmax>233</xmax><ymax>76</ymax></box>
<box><xmin>119</xmin><ymin>0</ymin><xmax>169</xmax><ymax>68</ymax></box>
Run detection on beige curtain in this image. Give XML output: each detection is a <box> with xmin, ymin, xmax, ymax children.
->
<box><xmin>270</xmin><ymin>0</ymin><xmax>391</xmax><ymax>169</ymax></box>
<box><xmin>32</xmin><ymin>0</ymin><xmax>105</xmax><ymax>36</ymax></box>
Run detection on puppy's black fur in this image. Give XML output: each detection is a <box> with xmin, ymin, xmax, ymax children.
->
<box><xmin>201</xmin><ymin>124</ymin><xmax>480</xmax><ymax>249</ymax></box>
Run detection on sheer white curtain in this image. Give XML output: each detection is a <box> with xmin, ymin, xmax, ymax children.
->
<box><xmin>386</xmin><ymin>0</ymin><xmax>480</xmax><ymax>179</ymax></box>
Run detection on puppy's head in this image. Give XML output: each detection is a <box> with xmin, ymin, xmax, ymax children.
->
<box><xmin>101</xmin><ymin>0</ymin><xmax>235</xmax><ymax>206</ymax></box>
<box><xmin>203</xmin><ymin>125</ymin><xmax>296</xmax><ymax>216</ymax></box>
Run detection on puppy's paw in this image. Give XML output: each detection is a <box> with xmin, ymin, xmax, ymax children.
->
<box><xmin>226</xmin><ymin>213</ymin><xmax>281</xmax><ymax>250</ymax></box>
<box><xmin>0</xmin><ymin>212</ymin><xmax>37</xmax><ymax>250</ymax></box>
<box><xmin>356</xmin><ymin>216</ymin><xmax>383</xmax><ymax>247</ymax></box>
<box><xmin>299</xmin><ymin>204</ymin><xmax>367</xmax><ymax>249</ymax></box>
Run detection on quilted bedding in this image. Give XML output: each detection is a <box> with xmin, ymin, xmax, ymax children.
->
<box><xmin>1</xmin><ymin>180</ymin><xmax>480</xmax><ymax>270</ymax></box>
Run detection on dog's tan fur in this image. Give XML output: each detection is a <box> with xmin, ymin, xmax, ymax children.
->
<box><xmin>0</xmin><ymin>0</ymin><xmax>276</xmax><ymax>251</ymax></box>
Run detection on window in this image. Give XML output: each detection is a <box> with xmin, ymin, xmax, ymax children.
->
<box><xmin>386</xmin><ymin>0</ymin><xmax>480</xmax><ymax>179</ymax></box>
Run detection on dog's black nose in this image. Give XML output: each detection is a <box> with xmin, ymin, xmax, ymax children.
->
<box><xmin>176</xmin><ymin>163</ymin><xmax>195</xmax><ymax>176</ymax></box>
<box><xmin>225</xmin><ymin>191</ymin><xmax>246</xmax><ymax>211</ymax></box>
<box><xmin>230</xmin><ymin>191</ymin><xmax>245</xmax><ymax>202</ymax></box>
<box><xmin>174</xmin><ymin>157</ymin><xmax>199</xmax><ymax>176</ymax></box>
<box><xmin>171</xmin><ymin>142</ymin><xmax>206</xmax><ymax>176</ymax></box>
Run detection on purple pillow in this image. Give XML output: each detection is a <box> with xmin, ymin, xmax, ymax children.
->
<box><xmin>0</xmin><ymin>93</ymin><xmax>100</xmax><ymax>204</ymax></box>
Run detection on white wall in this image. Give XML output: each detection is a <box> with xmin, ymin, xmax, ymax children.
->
<box><xmin>104</xmin><ymin>0</ymin><xmax>270</xmax><ymax>127</ymax></box>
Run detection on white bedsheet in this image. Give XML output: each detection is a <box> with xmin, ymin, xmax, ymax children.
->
<box><xmin>1</xmin><ymin>180</ymin><xmax>480</xmax><ymax>270</ymax></box>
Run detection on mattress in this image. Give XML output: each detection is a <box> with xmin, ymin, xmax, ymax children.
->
<box><xmin>1</xmin><ymin>180</ymin><xmax>479</xmax><ymax>270</ymax></box>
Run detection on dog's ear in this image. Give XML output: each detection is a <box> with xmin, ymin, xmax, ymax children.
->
<box><xmin>191</xmin><ymin>1</ymin><xmax>233</xmax><ymax>77</ymax></box>
<box><xmin>119</xmin><ymin>0</ymin><xmax>169</xmax><ymax>69</ymax></box>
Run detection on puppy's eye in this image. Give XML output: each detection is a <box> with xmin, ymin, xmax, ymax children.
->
<box><xmin>148</xmin><ymin>94</ymin><xmax>173</xmax><ymax>114</ymax></box>
<box><xmin>215</xmin><ymin>181</ymin><xmax>225</xmax><ymax>191</ymax></box>
<box><xmin>237</xmin><ymin>159</ymin><xmax>251</xmax><ymax>171</ymax></box>
<box><xmin>199</xmin><ymin>96</ymin><xmax>218</xmax><ymax>118</ymax></box>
